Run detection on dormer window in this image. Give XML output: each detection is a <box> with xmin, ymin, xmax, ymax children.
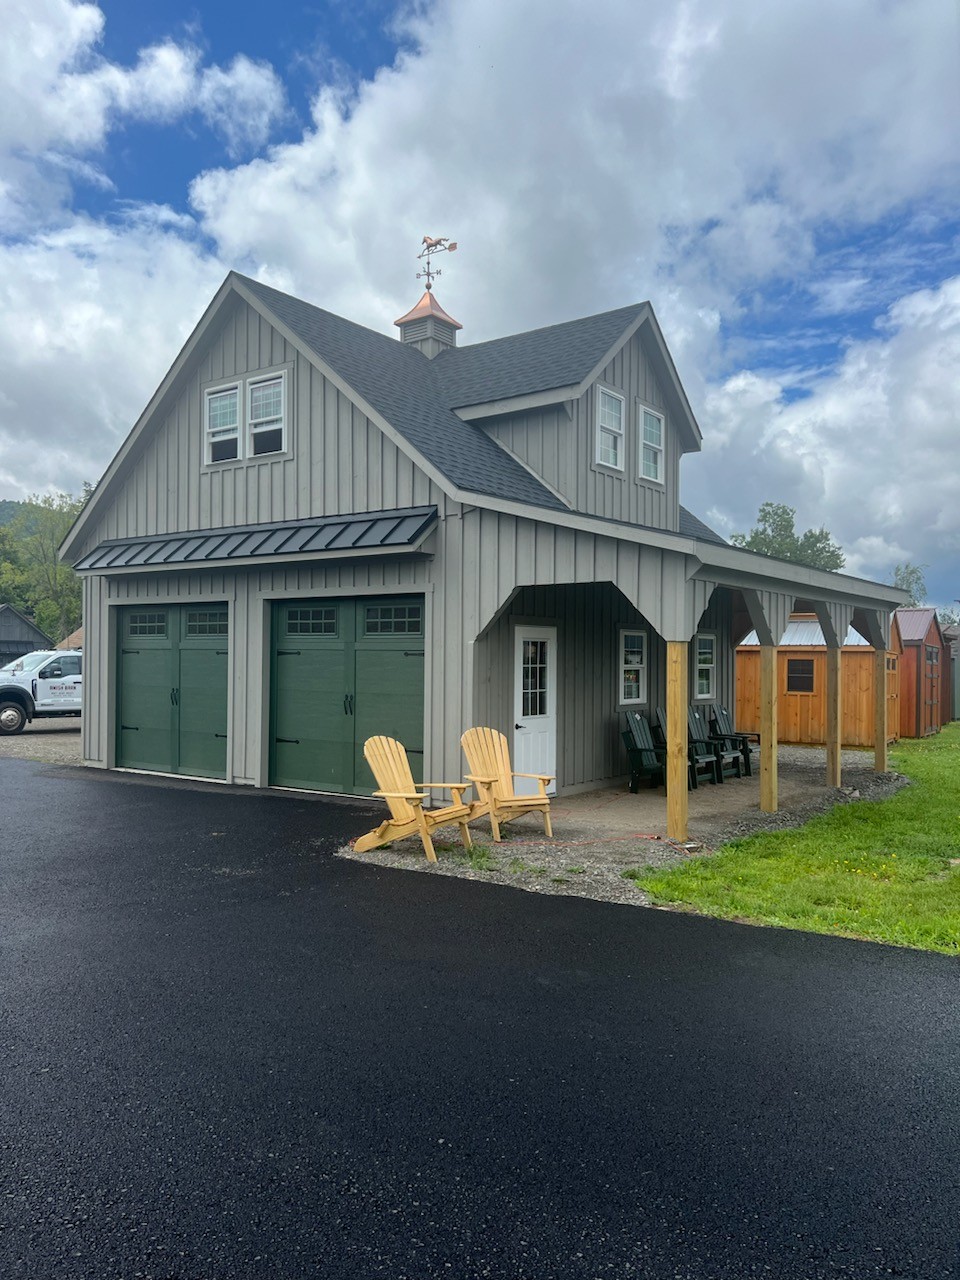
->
<box><xmin>641</xmin><ymin>408</ymin><xmax>664</xmax><ymax>483</ymax></box>
<box><xmin>596</xmin><ymin>388</ymin><xmax>625</xmax><ymax>470</ymax></box>
<box><xmin>204</xmin><ymin>369</ymin><xmax>288</xmax><ymax>465</ymax></box>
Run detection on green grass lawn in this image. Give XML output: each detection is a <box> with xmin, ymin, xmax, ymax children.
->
<box><xmin>625</xmin><ymin>723</ymin><xmax>960</xmax><ymax>953</ymax></box>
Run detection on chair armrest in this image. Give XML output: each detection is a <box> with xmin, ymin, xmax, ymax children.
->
<box><xmin>465</xmin><ymin>773</ymin><xmax>497</xmax><ymax>784</ymax></box>
<box><xmin>512</xmin><ymin>772</ymin><xmax>555</xmax><ymax>782</ymax></box>
<box><xmin>373</xmin><ymin>790</ymin><xmax>425</xmax><ymax>803</ymax></box>
<box><xmin>422</xmin><ymin>781</ymin><xmax>470</xmax><ymax>791</ymax></box>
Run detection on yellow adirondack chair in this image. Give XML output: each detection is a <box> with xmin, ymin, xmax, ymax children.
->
<box><xmin>354</xmin><ymin>735</ymin><xmax>474</xmax><ymax>863</ymax></box>
<box><xmin>460</xmin><ymin>726</ymin><xmax>554</xmax><ymax>842</ymax></box>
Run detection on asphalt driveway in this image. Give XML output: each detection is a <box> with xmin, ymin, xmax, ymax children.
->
<box><xmin>1</xmin><ymin>760</ymin><xmax>958</xmax><ymax>1280</ymax></box>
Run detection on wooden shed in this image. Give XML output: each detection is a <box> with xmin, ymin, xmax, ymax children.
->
<box><xmin>736</xmin><ymin>614</ymin><xmax>902</xmax><ymax>748</ymax></box>
<box><xmin>896</xmin><ymin>608</ymin><xmax>950</xmax><ymax>738</ymax></box>
<box><xmin>943</xmin><ymin>623</ymin><xmax>960</xmax><ymax>722</ymax></box>
<box><xmin>0</xmin><ymin>604</ymin><xmax>52</xmax><ymax>668</ymax></box>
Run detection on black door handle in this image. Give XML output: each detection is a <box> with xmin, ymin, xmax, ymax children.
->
<box><xmin>515</xmin><ymin>723</ymin><xmax>523</xmax><ymax>730</ymax></box>
<box><xmin>276</xmin><ymin>737</ymin><xmax>300</xmax><ymax>745</ymax></box>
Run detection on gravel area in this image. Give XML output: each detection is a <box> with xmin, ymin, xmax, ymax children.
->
<box><xmin>337</xmin><ymin>746</ymin><xmax>911</xmax><ymax>908</ymax></box>
<box><xmin>0</xmin><ymin>719</ymin><xmax>82</xmax><ymax>765</ymax></box>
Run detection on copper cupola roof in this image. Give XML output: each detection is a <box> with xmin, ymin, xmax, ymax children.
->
<box><xmin>394</xmin><ymin>290</ymin><xmax>463</xmax><ymax>331</ymax></box>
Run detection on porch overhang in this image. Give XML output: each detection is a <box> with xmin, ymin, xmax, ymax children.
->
<box><xmin>72</xmin><ymin>506</ymin><xmax>439</xmax><ymax>576</ymax></box>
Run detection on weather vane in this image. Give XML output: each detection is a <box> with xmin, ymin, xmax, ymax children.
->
<box><xmin>416</xmin><ymin>235</ymin><xmax>457</xmax><ymax>291</ymax></box>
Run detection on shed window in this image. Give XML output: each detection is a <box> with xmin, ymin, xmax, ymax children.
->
<box><xmin>619</xmin><ymin>629</ymin><xmax>647</xmax><ymax>703</ymax></box>
<box><xmin>640</xmin><ymin>409</ymin><xmax>663</xmax><ymax>483</ymax></box>
<box><xmin>787</xmin><ymin>658</ymin><xmax>815</xmax><ymax>693</ymax></box>
<box><xmin>694</xmin><ymin>634</ymin><xmax>716</xmax><ymax>699</ymax></box>
<box><xmin>596</xmin><ymin>389</ymin><xmax>625</xmax><ymax>469</ymax></box>
<box><xmin>926</xmin><ymin>645</ymin><xmax>939</xmax><ymax>665</ymax></box>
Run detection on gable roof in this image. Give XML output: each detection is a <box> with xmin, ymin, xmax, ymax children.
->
<box><xmin>0</xmin><ymin>602</ymin><xmax>52</xmax><ymax>645</ymax></box>
<box><xmin>896</xmin><ymin>607</ymin><xmax>942</xmax><ymax>643</ymax></box>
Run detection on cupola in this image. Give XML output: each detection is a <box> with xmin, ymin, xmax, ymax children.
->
<box><xmin>394</xmin><ymin>235</ymin><xmax>462</xmax><ymax>358</ymax></box>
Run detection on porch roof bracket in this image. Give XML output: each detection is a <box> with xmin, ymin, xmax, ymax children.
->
<box><xmin>853</xmin><ymin>607</ymin><xmax>891</xmax><ymax>651</ymax></box>
<box><xmin>813</xmin><ymin>602</ymin><xmax>854</xmax><ymax>650</ymax></box>
<box><xmin>653</xmin><ymin>565</ymin><xmax>717</xmax><ymax>642</ymax></box>
<box><xmin>740</xmin><ymin>587</ymin><xmax>794</xmax><ymax>648</ymax></box>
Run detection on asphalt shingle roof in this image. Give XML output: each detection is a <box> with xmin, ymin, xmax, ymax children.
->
<box><xmin>678</xmin><ymin>507</ymin><xmax>727</xmax><ymax>546</ymax></box>
<box><xmin>432</xmin><ymin>304</ymin><xmax>647</xmax><ymax>407</ymax></box>
<box><xmin>237</xmin><ymin>276</ymin><xmax>567</xmax><ymax>512</ymax></box>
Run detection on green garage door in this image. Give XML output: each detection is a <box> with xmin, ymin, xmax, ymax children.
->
<box><xmin>270</xmin><ymin>596</ymin><xmax>425</xmax><ymax>794</ymax></box>
<box><xmin>117</xmin><ymin>605</ymin><xmax>228</xmax><ymax>779</ymax></box>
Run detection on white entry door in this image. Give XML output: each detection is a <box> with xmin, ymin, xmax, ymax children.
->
<box><xmin>513</xmin><ymin>625</ymin><xmax>557</xmax><ymax>796</ymax></box>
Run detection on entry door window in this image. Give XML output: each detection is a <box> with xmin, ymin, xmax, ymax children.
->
<box><xmin>522</xmin><ymin>639</ymin><xmax>549</xmax><ymax>717</ymax></box>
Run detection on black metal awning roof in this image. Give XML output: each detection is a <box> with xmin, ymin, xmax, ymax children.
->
<box><xmin>74</xmin><ymin>506</ymin><xmax>438</xmax><ymax>573</ymax></box>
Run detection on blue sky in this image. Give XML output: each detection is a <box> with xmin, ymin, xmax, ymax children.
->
<box><xmin>1</xmin><ymin>0</ymin><xmax>958</xmax><ymax>606</ymax></box>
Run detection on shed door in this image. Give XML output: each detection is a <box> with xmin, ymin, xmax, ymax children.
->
<box><xmin>923</xmin><ymin>644</ymin><xmax>940</xmax><ymax>736</ymax></box>
<box><xmin>117</xmin><ymin>605</ymin><xmax>228</xmax><ymax>778</ymax></box>
<box><xmin>270</xmin><ymin>596</ymin><xmax>424</xmax><ymax>795</ymax></box>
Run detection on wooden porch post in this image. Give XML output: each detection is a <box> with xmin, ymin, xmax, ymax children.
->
<box><xmin>874</xmin><ymin>647</ymin><xmax>888</xmax><ymax>772</ymax></box>
<box><xmin>825</xmin><ymin>646</ymin><xmax>842</xmax><ymax>788</ymax></box>
<box><xmin>666</xmin><ymin>641</ymin><xmax>688</xmax><ymax>841</ymax></box>
<box><xmin>760</xmin><ymin>644</ymin><xmax>778</xmax><ymax>812</ymax></box>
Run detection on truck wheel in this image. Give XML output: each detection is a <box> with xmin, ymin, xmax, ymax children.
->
<box><xmin>0</xmin><ymin>702</ymin><xmax>27</xmax><ymax>735</ymax></box>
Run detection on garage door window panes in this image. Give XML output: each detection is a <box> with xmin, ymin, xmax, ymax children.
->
<box><xmin>287</xmin><ymin>606</ymin><xmax>337</xmax><ymax>635</ymax></box>
<box><xmin>128</xmin><ymin>611</ymin><xmax>166</xmax><ymax>637</ymax></box>
<box><xmin>365</xmin><ymin>603</ymin><xmax>422</xmax><ymax>635</ymax></box>
<box><xmin>186</xmin><ymin>610</ymin><xmax>228</xmax><ymax>636</ymax></box>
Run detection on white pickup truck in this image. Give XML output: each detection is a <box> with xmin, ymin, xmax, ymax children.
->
<box><xmin>0</xmin><ymin>648</ymin><xmax>83</xmax><ymax>735</ymax></box>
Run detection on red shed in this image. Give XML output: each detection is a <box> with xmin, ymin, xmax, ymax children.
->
<box><xmin>896</xmin><ymin>608</ymin><xmax>950</xmax><ymax>738</ymax></box>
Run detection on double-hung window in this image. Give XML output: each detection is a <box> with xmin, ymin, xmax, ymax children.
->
<box><xmin>596</xmin><ymin>388</ymin><xmax>625</xmax><ymax>469</ymax></box>
<box><xmin>205</xmin><ymin>385</ymin><xmax>241</xmax><ymax>463</ymax></box>
<box><xmin>641</xmin><ymin>408</ymin><xmax>663</xmax><ymax>483</ymax></box>
<box><xmin>695</xmin><ymin>634</ymin><xmax>716</xmax><ymax>699</ymax></box>
<box><xmin>205</xmin><ymin>370</ymin><xmax>287</xmax><ymax>465</ymax></box>
<box><xmin>620</xmin><ymin>629</ymin><xmax>647</xmax><ymax>704</ymax></box>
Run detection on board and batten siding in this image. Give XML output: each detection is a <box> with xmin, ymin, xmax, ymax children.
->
<box><xmin>481</xmin><ymin>328</ymin><xmax>681</xmax><ymax>531</ymax></box>
<box><xmin>72</xmin><ymin>298</ymin><xmax>450</xmax><ymax>561</ymax></box>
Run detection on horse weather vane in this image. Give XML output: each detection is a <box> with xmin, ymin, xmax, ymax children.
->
<box><xmin>416</xmin><ymin>235</ymin><xmax>457</xmax><ymax>291</ymax></box>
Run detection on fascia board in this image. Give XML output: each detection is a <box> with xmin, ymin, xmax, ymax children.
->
<box><xmin>453</xmin><ymin>385</ymin><xmax>582</xmax><ymax>421</ymax></box>
<box><xmin>690</xmin><ymin>545</ymin><xmax>910</xmax><ymax>608</ymax></box>
<box><xmin>60</xmin><ymin>273</ymin><xmax>242</xmax><ymax>562</ymax></box>
<box><xmin>448</xmin><ymin>488</ymin><xmax>700</xmax><ymax>554</ymax></box>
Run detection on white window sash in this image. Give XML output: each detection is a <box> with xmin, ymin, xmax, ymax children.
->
<box><xmin>596</xmin><ymin>388</ymin><xmax>625</xmax><ymax>470</ymax></box>
<box><xmin>694</xmin><ymin>633</ymin><xmax>716</xmax><ymax>699</ymax></box>
<box><xmin>619</xmin><ymin>628</ymin><xmax>647</xmax><ymax>704</ymax></box>
<box><xmin>640</xmin><ymin>408</ymin><xmax>664</xmax><ymax>483</ymax></box>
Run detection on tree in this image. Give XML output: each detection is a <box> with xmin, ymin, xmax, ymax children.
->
<box><xmin>8</xmin><ymin>492</ymin><xmax>85</xmax><ymax>641</ymax></box>
<box><xmin>938</xmin><ymin>607</ymin><xmax>959</xmax><ymax>627</ymax></box>
<box><xmin>730</xmin><ymin>502</ymin><xmax>845</xmax><ymax>571</ymax></box>
<box><xmin>891</xmin><ymin>562</ymin><xmax>926</xmax><ymax>607</ymax></box>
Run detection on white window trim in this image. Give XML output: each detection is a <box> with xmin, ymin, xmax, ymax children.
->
<box><xmin>619</xmin><ymin>627</ymin><xmax>648</xmax><ymax>705</ymax></box>
<box><xmin>204</xmin><ymin>381</ymin><xmax>241</xmax><ymax>465</ymax></box>
<box><xmin>203</xmin><ymin>367</ymin><xmax>289</xmax><ymax>467</ymax></box>
<box><xmin>694</xmin><ymin>632</ymin><xmax>716</xmax><ymax>701</ymax></box>
<box><xmin>247</xmin><ymin>372</ymin><xmax>287</xmax><ymax>458</ymax></box>
<box><xmin>639</xmin><ymin>405</ymin><xmax>665</xmax><ymax>485</ymax></box>
<box><xmin>595</xmin><ymin>386</ymin><xmax>625</xmax><ymax>472</ymax></box>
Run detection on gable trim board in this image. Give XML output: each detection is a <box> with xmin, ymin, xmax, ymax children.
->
<box><xmin>63</xmin><ymin>271</ymin><xmax>907</xmax><ymax>804</ymax></box>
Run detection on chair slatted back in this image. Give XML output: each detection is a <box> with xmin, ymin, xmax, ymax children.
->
<box><xmin>461</xmin><ymin>726</ymin><xmax>513</xmax><ymax>802</ymax></box>
<box><xmin>363</xmin><ymin>736</ymin><xmax>418</xmax><ymax>824</ymax></box>
<box><xmin>624</xmin><ymin>710</ymin><xmax>658</xmax><ymax>765</ymax></box>
<box><xmin>713</xmin><ymin>704</ymin><xmax>736</xmax><ymax>737</ymax></box>
<box><xmin>687</xmin><ymin>705</ymin><xmax>712</xmax><ymax>744</ymax></box>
